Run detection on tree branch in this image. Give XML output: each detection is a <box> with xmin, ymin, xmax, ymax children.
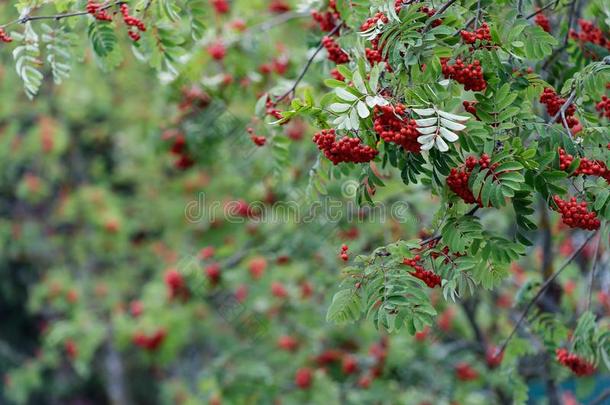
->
<box><xmin>275</xmin><ymin>24</ymin><xmax>341</xmax><ymax>103</ymax></box>
<box><xmin>587</xmin><ymin>232</ymin><xmax>601</xmax><ymax>310</ymax></box>
<box><xmin>1</xmin><ymin>1</ymin><xmax>125</xmax><ymax>29</ymax></box>
<box><xmin>498</xmin><ymin>231</ymin><xmax>598</xmax><ymax>353</ymax></box>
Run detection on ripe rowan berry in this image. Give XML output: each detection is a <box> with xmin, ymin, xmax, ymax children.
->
<box><xmin>295</xmin><ymin>367</ymin><xmax>313</xmax><ymax>389</ymax></box>
<box><xmin>211</xmin><ymin>0</ymin><xmax>230</xmax><ymax>15</ymax></box>
<box><xmin>207</xmin><ymin>41</ymin><xmax>227</xmax><ymax>60</ymax></box>
<box><xmin>278</xmin><ymin>335</ymin><xmax>299</xmax><ymax>352</ymax></box>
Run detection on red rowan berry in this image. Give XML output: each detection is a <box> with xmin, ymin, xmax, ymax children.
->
<box><xmin>205</xmin><ymin>263</ymin><xmax>222</xmax><ymax>285</ymax></box>
<box><xmin>342</xmin><ymin>355</ymin><xmax>359</xmax><ymax>374</ymax></box>
<box><xmin>295</xmin><ymin>367</ymin><xmax>313</xmax><ymax>389</ymax></box>
<box><xmin>485</xmin><ymin>346</ymin><xmax>504</xmax><ymax>369</ymax></box>
<box><xmin>269</xmin><ymin>0</ymin><xmax>291</xmax><ymax>13</ymax></box>
<box><xmin>455</xmin><ymin>362</ymin><xmax>479</xmax><ymax>381</ymax></box>
<box><xmin>271</xmin><ymin>281</ymin><xmax>288</xmax><ymax>298</ymax></box>
<box><xmin>248</xmin><ymin>256</ymin><xmax>267</xmax><ymax>279</ymax></box>
<box><xmin>211</xmin><ymin>0</ymin><xmax>230</xmax><ymax>15</ymax></box>
<box><xmin>278</xmin><ymin>335</ymin><xmax>299</xmax><ymax>352</ymax></box>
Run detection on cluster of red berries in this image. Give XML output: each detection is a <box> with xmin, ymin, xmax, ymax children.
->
<box><xmin>421</xmin><ymin>6</ymin><xmax>442</xmax><ymax>27</ymax></box>
<box><xmin>164</xmin><ymin>130</ymin><xmax>195</xmax><ymax>170</ymax></box>
<box><xmin>313</xmin><ymin>129</ymin><xmax>378</xmax><ymax>165</ymax></box>
<box><xmin>365</xmin><ymin>47</ymin><xmax>383</xmax><ymax>65</ymax></box>
<box><xmin>556</xmin><ymin>348</ymin><xmax>596</xmax><ymax>376</ymax></box>
<box><xmin>0</xmin><ymin>28</ymin><xmax>13</xmax><ymax>43</ymax></box>
<box><xmin>133</xmin><ymin>329</ymin><xmax>167</xmax><ymax>351</ymax></box>
<box><xmin>360</xmin><ymin>12</ymin><xmax>388</xmax><ymax>32</ymax></box>
<box><xmin>65</xmin><ymin>339</ymin><xmax>78</xmax><ymax>359</ymax></box>
<box><xmin>360</xmin><ymin>13</ymin><xmax>392</xmax><ymax>68</ymax></box>
<box><xmin>535</xmin><ymin>13</ymin><xmax>551</xmax><ymax>33</ymax></box>
<box><xmin>247</xmin><ymin>128</ymin><xmax>266</xmax><ymax>146</ymax></box>
<box><xmin>446</xmin><ymin>155</ymin><xmax>494</xmax><ymax>205</ymax></box>
<box><xmin>373</xmin><ymin>104</ymin><xmax>421</xmax><ymax>152</ymax></box>
<box><xmin>211</xmin><ymin>0</ymin><xmax>230</xmax><ymax>15</ymax></box>
<box><xmin>403</xmin><ymin>255</ymin><xmax>441</xmax><ymax>288</ymax></box>
<box><xmin>259</xmin><ymin>56</ymin><xmax>289</xmax><ymax>75</ymax></box>
<box><xmin>339</xmin><ymin>244</ymin><xmax>349</xmax><ymax>261</ymax></box>
<box><xmin>207</xmin><ymin>41</ymin><xmax>226</xmax><ymax>60</ymax></box>
<box><xmin>558</xmin><ymin>148</ymin><xmax>609</xmax><ymax>182</ymax></box>
<box><xmin>205</xmin><ymin>263</ymin><xmax>222</xmax><ymax>286</ymax></box>
<box><xmin>330</xmin><ymin>68</ymin><xmax>345</xmax><ymax>81</ymax></box>
<box><xmin>265</xmin><ymin>98</ymin><xmax>283</xmax><ymax>121</ymax></box>
<box><xmin>441</xmin><ymin>58</ymin><xmax>487</xmax><ymax>92</ymax></box>
<box><xmin>540</xmin><ymin>88</ymin><xmax>581</xmax><ymax>131</ymax></box>
<box><xmin>463</xmin><ymin>100</ymin><xmax>479</xmax><ymax>119</ymax></box>
<box><xmin>164</xmin><ymin>268</ymin><xmax>190</xmax><ymax>300</ymax></box>
<box><xmin>86</xmin><ymin>1</ymin><xmax>113</xmax><ymax>21</ymax></box>
<box><xmin>569</xmin><ymin>19</ymin><xmax>610</xmax><ymax>52</ymax></box>
<box><xmin>596</xmin><ymin>95</ymin><xmax>610</xmax><ymax>119</ymax></box>
<box><xmin>455</xmin><ymin>362</ymin><xmax>479</xmax><ymax>381</ymax></box>
<box><xmin>552</xmin><ymin>195</ymin><xmax>600</xmax><ymax>230</ymax></box>
<box><xmin>485</xmin><ymin>346</ymin><xmax>504</xmax><ymax>369</ymax></box>
<box><xmin>178</xmin><ymin>86</ymin><xmax>211</xmax><ymax>111</ymax></box>
<box><xmin>460</xmin><ymin>23</ymin><xmax>492</xmax><ymax>45</ymax></box>
<box><xmin>322</xmin><ymin>36</ymin><xmax>350</xmax><ymax>64</ymax></box>
<box><xmin>447</xmin><ymin>156</ymin><xmax>478</xmax><ymax>204</ymax></box>
<box><xmin>120</xmin><ymin>4</ymin><xmax>146</xmax><ymax>41</ymax></box>
<box><xmin>311</xmin><ymin>0</ymin><xmax>339</xmax><ymax>32</ymax></box>
<box><xmin>269</xmin><ymin>0</ymin><xmax>291</xmax><ymax>13</ymax></box>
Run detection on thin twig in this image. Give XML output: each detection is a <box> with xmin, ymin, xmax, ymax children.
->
<box><xmin>498</xmin><ymin>231</ymin><xmax>598</xmax><ymax>353</ymax></box>
<box><xmin>423</xmin><ymin>0</ymin><xmax>459</xmax><ymax>32</ymax></box>
<box><xmin>525</xmin><ymin>0</ymin><xmax>559</xmax><ymax>20</ymax></box>
<box><xmin>475</xmin><ymin>0</ymin><xmax>482</xmax><ymax>28</ymax></box>
<box><xmin>587</xmin><ymin>232</ymin><xmax>601</xmax><ymax>310</ymax></box>
<box><xmin>275</xmin><ymin>24</ymin><xmax>341</xmax><ymax>103</ymax></box>
<box><xmin>591</xmin><ymin>388</ymin><xmax>610</xmax><ymax>405</ymax></box>
<box><xmin>549</xmin><ymin>90</ymin><xmax>576</xmax><ymax>124</ymax></box>
<box><xmin>419</xmin><ymin>206</ymin><xmax>479</xmax><ymax>246</ymax></box>
<box><xmin>0</xmin><ymin>1</ymin><xmax>124</xmax><ymax>29</ymax></box>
